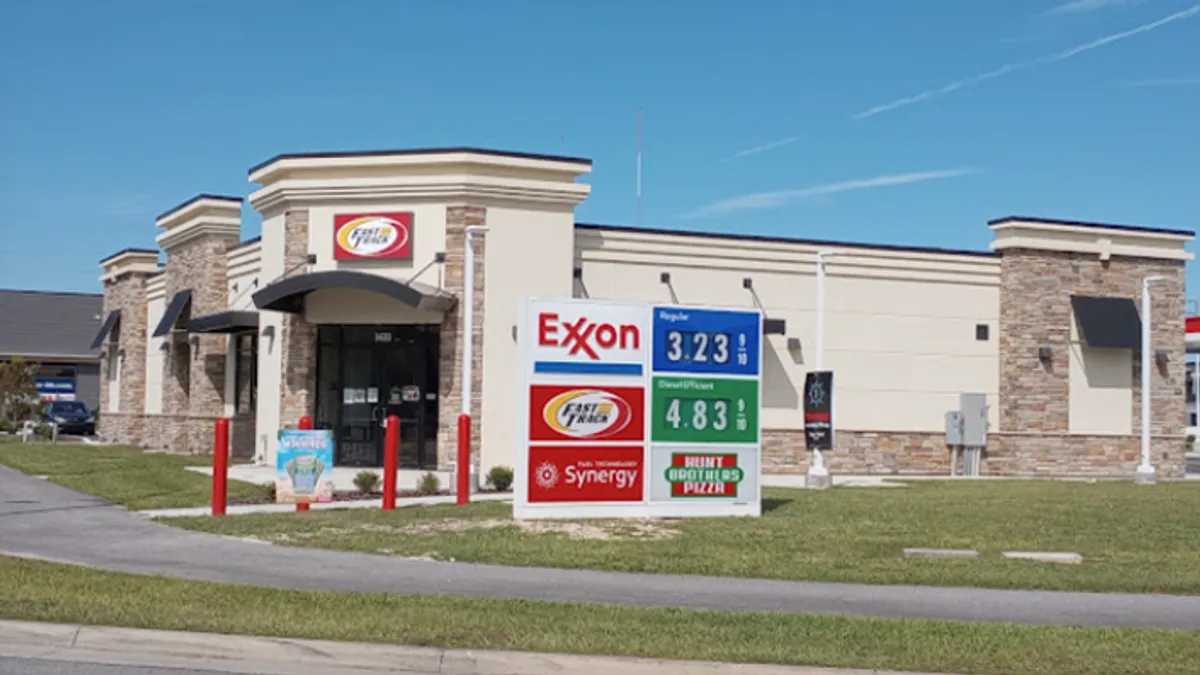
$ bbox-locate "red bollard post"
[457,414,471,505]
[383,415,399,510]
[212,418,229,516]
[296,415,313,512]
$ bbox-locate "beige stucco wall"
[573,227,1001,434]
[256,210,286,464]
[478,205,576,473]
[1067,310,1134,435]
[143,288,165,415]
[306,203,448,286]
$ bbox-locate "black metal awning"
[251,270,457,314]
[188,311,259,334]
[153,290,193,337]
[1070,295,1141,349]
[89,310,121,349]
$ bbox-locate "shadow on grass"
[762,497,793,513]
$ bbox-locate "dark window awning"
[153,290,193,337]
[89,310,121,349]
[188,311,259,334]
[1071,294,1141,349]
[251,270,457,314]
[763,318,786,335]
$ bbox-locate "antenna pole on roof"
[636,106,643,228]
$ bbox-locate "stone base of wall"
[762,429,1188,479]
[988,433,1186,479]
[763,429,950,475]
[98,413,145,447]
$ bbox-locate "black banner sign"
[803,370,833,451]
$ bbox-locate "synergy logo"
[529,384,645,442]
[333,213,413,260]
[527,446,644,503]
[542,389,634,439]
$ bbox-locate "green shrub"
[417,472,440,496]
[260,482,277,502]
[487,465,514,492]
[353,470,380,494]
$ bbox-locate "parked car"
[44,400,95,436]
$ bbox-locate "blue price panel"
[651,306,761,376]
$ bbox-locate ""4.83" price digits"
[664,397,749,433]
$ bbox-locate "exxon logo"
[537,313,640,360]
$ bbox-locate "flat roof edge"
[248,146,594,176]
[987,215,1195,237]
[155,194,244,223]
[575,223,996,258]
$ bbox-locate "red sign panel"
[528,446,644,503]
[529,384,645,442]
[333,212,414,260]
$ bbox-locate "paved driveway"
[2,464,1198,629]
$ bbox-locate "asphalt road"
[1188,455,1200,475]
[2,464,1199,629]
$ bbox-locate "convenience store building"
[91,147,1195,479]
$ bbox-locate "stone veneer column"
[155,195,243,454]
[278,209,317,426]
[437,206,486,477]
[97,261,154,446]
[995,246,1187,477]
[174,236,239,453]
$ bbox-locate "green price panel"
[651,376,758,443]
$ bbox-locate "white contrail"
[726,135,803,160]
[1046,0,1143,16]
[680,168,978,219]
[855,3,1200,119]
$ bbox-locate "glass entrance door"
[315,325,441,469]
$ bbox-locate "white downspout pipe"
[808,250,836,483]
[460,225,489,494]
[1138,275,1165,485]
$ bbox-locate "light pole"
[458,225,489,502]
[1138,275,1166,485]
[807,250,836,488]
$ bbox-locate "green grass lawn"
[0,439,265,510]
[169,480,1200,594]
[2,555,1196,675]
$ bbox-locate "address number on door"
[374,332,393,343]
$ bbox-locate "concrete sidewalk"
[140,491,512,518]
[0,620,946,675]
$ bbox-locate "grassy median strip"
[0,441,264,510]
[170,479,1200,594]
[1,555,1196,675]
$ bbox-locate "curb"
[139,492,514,518]
[0,620,949,675]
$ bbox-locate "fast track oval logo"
[542,389,634,440]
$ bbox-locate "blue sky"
[1,0,1198,299]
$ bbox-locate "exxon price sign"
[516,296,763,521]
[530,302,647,377]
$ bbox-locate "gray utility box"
[944,411,964,446]
[959,393,988,447]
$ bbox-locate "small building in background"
[0,289,105,410]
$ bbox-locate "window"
[234,333,258,415]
